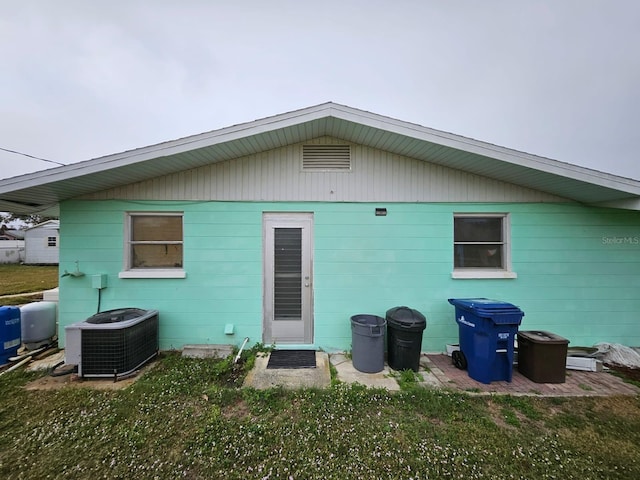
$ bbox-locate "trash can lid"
[386,306,426,329]
[518,330,569,345]
[448,298,523,314]
[350,314,386,327]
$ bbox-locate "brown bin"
[517,330,569,383]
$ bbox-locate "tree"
[0,212,57,229]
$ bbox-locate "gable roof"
[25,219,60,231]
[1,102,639,214]
[0,228,24,240]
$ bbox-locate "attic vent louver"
[303,145,351,171]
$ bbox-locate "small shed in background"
[24,220,59,264]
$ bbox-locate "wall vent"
[302,145,351,171]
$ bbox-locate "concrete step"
[182,344,233,359]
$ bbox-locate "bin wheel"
[452,350,467,370]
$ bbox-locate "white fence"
[0,240,25,264]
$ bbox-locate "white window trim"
[119,269,186,279]
[451,269,517,279]
[451,213,517,280]
[120,211,185,279]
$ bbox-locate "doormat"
[266,350,316,369]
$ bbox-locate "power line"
[0,147,66,166]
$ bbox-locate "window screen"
[127,214,183,269]
[454,215,506,268]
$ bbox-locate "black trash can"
[386,306,427,372]
[351,314,386,373]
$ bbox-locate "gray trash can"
[351,314,386,373]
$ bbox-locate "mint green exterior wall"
[58,200,640,352]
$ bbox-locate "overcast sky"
[1,1,639,181]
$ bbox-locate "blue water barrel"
[1,306,21,364]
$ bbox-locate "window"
[47,236,57,247]
[452,213,516,279]
[119,212,185,279]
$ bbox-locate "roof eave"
[1,102,639,211]
[326,104,640,196]
[591,197,640,211]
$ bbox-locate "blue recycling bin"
[448,298,524,384]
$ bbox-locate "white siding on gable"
[81,137,569,203]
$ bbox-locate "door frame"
[262,212,314,345]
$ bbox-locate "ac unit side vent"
[75,310,159,378]
[302,145,351,171]
[81,316,158,376]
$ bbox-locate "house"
[24,220,60,265]
[0,103,639,353]
[0,226,25,241]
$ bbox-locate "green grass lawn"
[0,264,58,302]
[1,351,639,480]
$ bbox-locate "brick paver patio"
[425,354,640,396]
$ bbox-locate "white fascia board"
[328,104,640,196]
[2,101,639,198]
[0,103,337,195]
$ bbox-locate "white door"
[263,213,313,344]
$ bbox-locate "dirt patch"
[24,361,157,391]
[222,399,252,419]
[486,399,516,430]
[25,373,137,390]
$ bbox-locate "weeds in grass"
[242,386,289,415]
[392,369,423,391]
[547,411,588,429]
[495,395,542,421]
[501,407,521,427]
[328,362,340,386]
[2,353,640,479]
[610,370,640,389]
